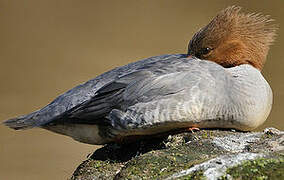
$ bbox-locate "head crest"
[188,6,278,70]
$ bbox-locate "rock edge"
[70,127,284,180]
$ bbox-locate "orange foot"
[187,127,200,133]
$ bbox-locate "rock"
[70,128,284,180]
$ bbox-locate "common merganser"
[3,6,277,145]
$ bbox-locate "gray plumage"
[3,54,272,144]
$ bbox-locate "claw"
[188,127,200,133]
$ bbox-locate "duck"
[3,6,277,145]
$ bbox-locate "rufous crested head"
[188,6,277,70]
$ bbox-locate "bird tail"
[3,111,40,130]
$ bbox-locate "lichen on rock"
[70,128,284,180]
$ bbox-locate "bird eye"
[201,47,212,55]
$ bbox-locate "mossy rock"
[224,156,284,180]
[70,128,284,180]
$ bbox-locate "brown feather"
[188,6,278,70]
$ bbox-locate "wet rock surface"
[70,128,284,180]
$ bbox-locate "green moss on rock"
[71,129,284,180]
[225,156,284,180]
[70,159,123,180]
[116,146,212,179]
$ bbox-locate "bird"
[3,6,277,145]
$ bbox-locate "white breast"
[227,64,273,130]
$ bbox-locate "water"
[0,1,283,179]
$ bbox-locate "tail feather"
[3,112,40,130]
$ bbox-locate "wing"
[54,59,231,130]
[57,70,154,125]
[106,60,233,134]
[4,54,186,129]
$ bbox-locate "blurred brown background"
[0,0,283,179]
